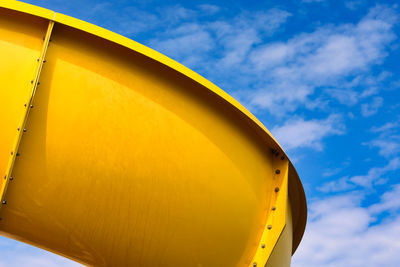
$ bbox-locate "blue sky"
[1,0,400,266]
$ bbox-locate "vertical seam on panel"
[248,152,289,267]
[0,20,54,215]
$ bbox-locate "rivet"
[37,82,40,85]
[37,58,39,61]
[43,59,46,63]
[24,103,27,107]
[281,156,285,160]
[16,153,20,157]
[30,105,33,108]
[3,175,6,179]
[275,169,280,174]
[261,244,265,249]
[23,129,27,132]
[267,225,272,230]
[9,176,13,181]
[2,200,6,205]
[253,263,257,267]
[10,151,13,155]
[17,127,20,131]
[30,80,33,84]
[275,187,279,192]
[272,206,276,211]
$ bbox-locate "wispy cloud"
[318,176,356,192]
[320,157,400,191]
[245,5,397,115]
[367,138,400,157]
[361,96,383,116]
[369,184,400,214]
[197,4,220,15]
[149,8,291,70]
[365,119,400,157]
[371,121,400,133]
[271,114,344,150]
[345,1,364,10]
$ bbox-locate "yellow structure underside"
[0,1,307,266]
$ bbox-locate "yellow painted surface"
[0,2,307,266]
[250,157,289,267]
[0,7,49,204]
[266,201,294,267]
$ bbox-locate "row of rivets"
[253,167,282,266]
[253,156,285,266]
[2,52,44,208]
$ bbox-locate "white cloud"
[367,139,400,156]
[318,176,356,192]
[371,121,399,133]
[161,5,196,23]
[366,120,400,156]
[345,1,364,10]
[149,8,291,70]
[217,28,260,67]
[319,157,400,191]
[325,88,359,106]
[349,157,400,187]
[246,6,396,114]
[149,23,214,66]
[271,114,344,150]
[322,167,344,177]
[293,187,400,267]
[361,96,383,116]
[197,4,220,15]
[369,184,400,214]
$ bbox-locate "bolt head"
[274,187,279,192]
[2,200,6,204]
[261,244,265,249]
[253,263,257,267]
[267,225,272,230]
[275,169,281,174]
[272,206,276,211]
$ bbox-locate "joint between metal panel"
[0,20,54,213]
[249,150,289,267]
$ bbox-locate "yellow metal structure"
[0,1,307,266]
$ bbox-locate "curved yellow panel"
[0,1,307,266]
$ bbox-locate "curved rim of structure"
[0,0,307,254]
